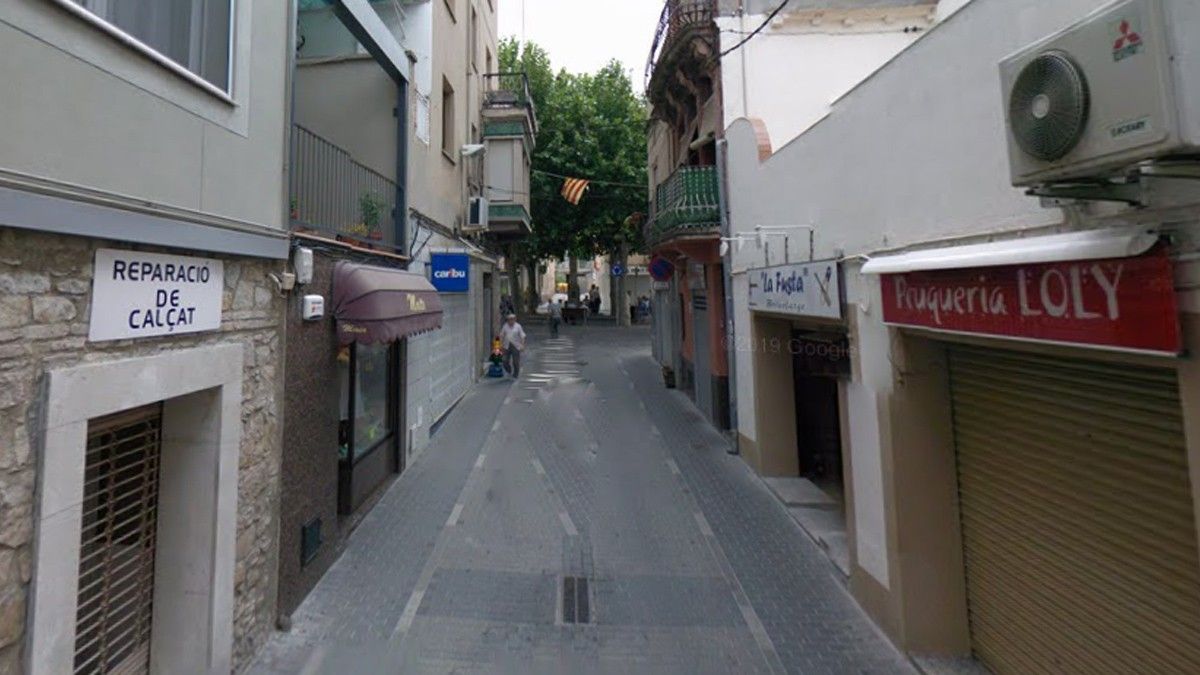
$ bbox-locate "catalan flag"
[560,177,590,205]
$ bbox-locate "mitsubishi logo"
[1112,18,1143,61]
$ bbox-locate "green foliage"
[359,192,385,230]
[499,39,648,265]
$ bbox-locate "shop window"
[338,343,396,464]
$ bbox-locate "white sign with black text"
[89,249,225,342]
[748,260,842,320]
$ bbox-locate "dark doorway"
[791,332,848,500]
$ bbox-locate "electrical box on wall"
[302,295,325,321]
[294,247,314,285]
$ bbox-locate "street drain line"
[562,576,591,624]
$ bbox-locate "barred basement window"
[75,403,164,675]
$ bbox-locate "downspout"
[716,137,738,452]
[396,80,409,262]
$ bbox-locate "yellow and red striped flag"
[560,177,590,205]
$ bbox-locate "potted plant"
[359,192,385,241]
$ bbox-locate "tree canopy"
[499,40,648,266]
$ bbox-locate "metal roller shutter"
[948,345,1200,675]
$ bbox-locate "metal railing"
[645,0,717,90]
[289,124,398,249]
[482,71,538,131]
[644,165,720,245]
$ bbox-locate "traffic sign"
[611,264,626,277]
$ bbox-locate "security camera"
[460,144,486,157]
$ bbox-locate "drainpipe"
[716,137,738,451]
[395,81,409,261]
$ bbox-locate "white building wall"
[718,4,938,149]
[724,0,1200,590]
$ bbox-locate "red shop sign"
[880,248,1181,355]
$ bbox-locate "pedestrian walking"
[499,314,526,378]
[548,298,563,337]
[627,291,637,325]
[588,285,601,316]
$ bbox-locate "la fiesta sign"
[880,248,1181,354]
[89,249,224,342]
[749,260,842,320]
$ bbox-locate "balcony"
[644,165,720,246]
[645,0,718,123]
[289,125,400,251]
[482,72,539,144]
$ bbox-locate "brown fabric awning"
[333,261,443,345]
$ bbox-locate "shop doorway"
[791,332,848,500]
[780,330,851,574]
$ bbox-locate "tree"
[499,40,648,312]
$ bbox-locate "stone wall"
[0,227,286,673]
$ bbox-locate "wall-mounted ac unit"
[1000,0,1200,187]
[463,196,489,232]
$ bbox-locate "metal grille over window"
[75,404,164,675]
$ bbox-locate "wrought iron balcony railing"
[289,125,399,250]
[483,71,539,133]
[645,0,717,90]
[644,165,721,245]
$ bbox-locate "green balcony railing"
[645,165,720,245]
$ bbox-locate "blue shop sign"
[430,253,470,292]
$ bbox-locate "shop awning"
[333,261,443,345]
[860,227,1160,275]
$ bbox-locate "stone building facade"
[0,228,287,672]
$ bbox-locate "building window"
[76,404,163,674]
[485,48,494,85]
[470,6,479,72]
[70,0,234,92]
[442,76,456,161]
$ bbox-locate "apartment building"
[0,1,292,672]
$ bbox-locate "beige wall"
[295,59,400,182]
[747,314,798,477]
[410,0,499,230]
[0,0,289,232]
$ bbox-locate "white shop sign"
[89,249,224,342]
[748,260,842,320]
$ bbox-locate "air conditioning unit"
[463,196,489,232]
[1000,0,1200,187]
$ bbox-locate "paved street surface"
[253,326,913,674]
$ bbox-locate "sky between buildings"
[497,0,663,81]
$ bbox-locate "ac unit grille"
[1009,51,1091,162]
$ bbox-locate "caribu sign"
[430,253,470,292]
[748,260,842,320]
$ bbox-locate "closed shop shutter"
[427,293,472,420]
[948,345,1200,674]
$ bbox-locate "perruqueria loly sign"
[879,248,1182,354]
[88,249,224,342]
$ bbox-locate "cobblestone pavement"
[252,326,914,674]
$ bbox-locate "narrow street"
[254,325,912,674]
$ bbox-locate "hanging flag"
[560,177,590,205]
